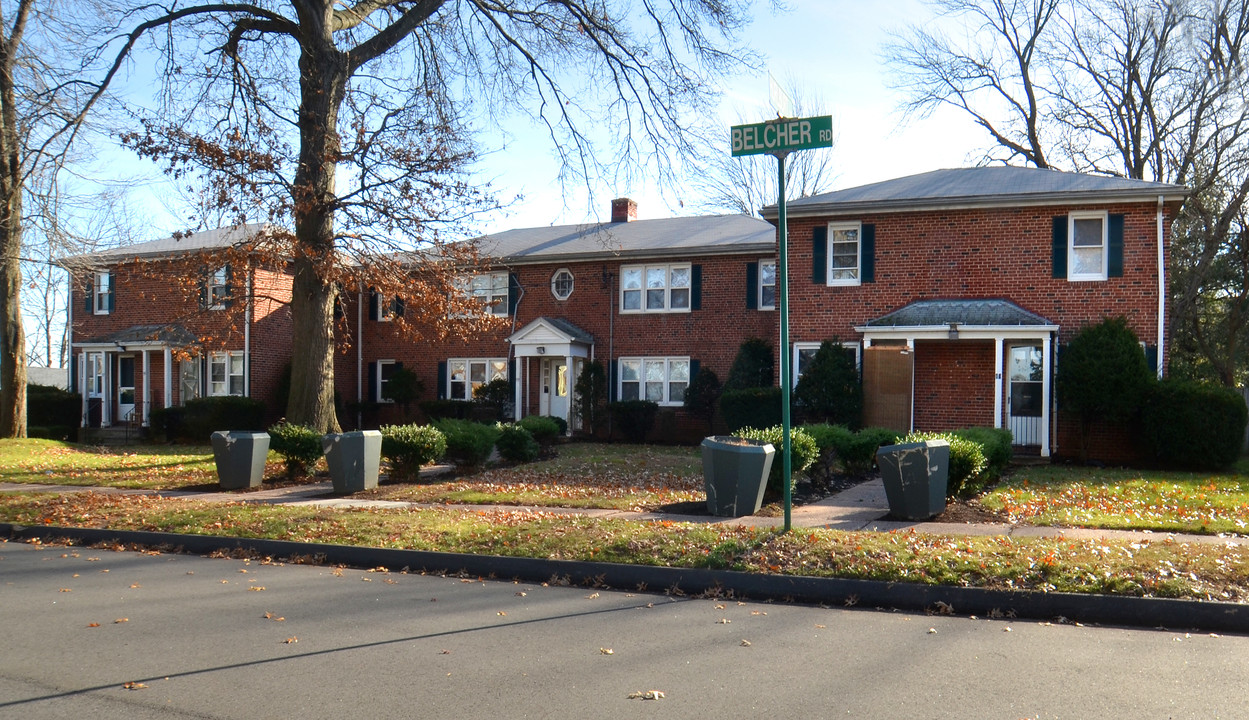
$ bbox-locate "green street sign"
[730,115,833,157]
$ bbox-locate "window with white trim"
[618,357,690,405]
[620,264,690,312]
[551,268,574,300]
[377,360,397,403]
[208,267,229,309]
[94,272,111,315]
[447,358,507,400]
[792,341,861,387]
[1068,211,1107,281]
[759,260,777,310]
[827,222,861,286]
[85,352,105,397]
[455,272,509,316]
[179,358,201,405]
[209,351,244,396]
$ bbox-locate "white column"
[993,337,1004,429]
[907,337,915,433]
[1041,334,1052,457]
[514,356,523,422]
[142,350,151,426]
[102,353,113,426]
[163,347,173,408]
[79,353,88,428]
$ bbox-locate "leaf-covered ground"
[2,492,1246,602]
[0,440,227,489]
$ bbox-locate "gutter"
[763,191,1190,221]
[1157,196,1166,380]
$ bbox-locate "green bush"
[28,425,76,441]
[573,359,608,436]
[608,400,658,443]
[432,418,500,466]
[719,387,782,432]
[380,423,447,480]
[732,425,819,497]
[793,341,862,427]
[724,338,774,390]
[28,385,80,440]
[1142,379,1247,469]
[153,396,266,443]
[1057,316,1154,460]
[495,424,540,463]
[473,378,513,422]
[903,431,988,499]
[420,399,475,421]
[951,427,1014,479]
[517,415,561,447]
[384,366,425,411]
[683,367,722,433]
[267,420,323,479]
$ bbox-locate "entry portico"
[507,317,594,430]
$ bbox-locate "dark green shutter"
[221,264,232,309]
[609,360,618,402]
[437,361,447,400]
[393,297,405,317]
[812,226,827,284]
[106,271,115,312]
[70,356,78,395]
[198,275,208,308]
[690,359,700,383]
[508,273,521,315]
[1108,214,1125,277]
[1052,216,1068,278]
[1144,344,1159,376]
[367,362,377,402]
[861,224,875,283]
[691,265,702,310]
[746,262,758,310]
[85,275,94,313]
[368,290,379,321]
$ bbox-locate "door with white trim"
[540,358,569,423]
[117,355,136,422]
[1007,344,1043,446]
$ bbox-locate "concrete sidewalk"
[4,476,1247,547]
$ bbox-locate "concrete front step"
[79,426,148,446]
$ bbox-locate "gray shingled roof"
[65,223,270,264]
[475,214,775,263]
[78,324,199,348]
[864,299,1053,327]
[540,317,595,344]
[764,167,1187,217]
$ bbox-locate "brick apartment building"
[64,167,1187,460]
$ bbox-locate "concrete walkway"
[4,476,1247,547]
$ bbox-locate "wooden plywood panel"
[863,345,913,432]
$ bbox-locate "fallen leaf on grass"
[123,682,147,690]
[627,690,665,700]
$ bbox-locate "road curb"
[3,522,1245,634]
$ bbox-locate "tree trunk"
[0,13,26,439]
[284,36,347,434]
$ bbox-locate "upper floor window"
[551,268,574,300]
[1068,211,1107,281]
[371,292,404,321]
[621,264,690,313]
[208,267,229,309]
[828,222,861,286]
[457,272,509,316]
[447,358,507,400]
[209,351,244,397]
[93,272,112,315]
[618,356,689,405]
[759,260,777,310]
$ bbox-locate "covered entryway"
[856,299,1058,456]
[73,324,198,429]
[508,317,594,432]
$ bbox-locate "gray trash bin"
[210,431,270,490]
[323,430,382,494]
[700,436,775,517]
[876,439,950,520]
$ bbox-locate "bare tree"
[694,79,837,216]
[119,1,763,432]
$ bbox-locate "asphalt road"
[2,539,1247,719]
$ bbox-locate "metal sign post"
[731,115,833,532]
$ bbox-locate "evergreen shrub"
[732,425,819,497]
[267,420,323,479]
[432,418,499,466]
[608,400,658,443]
[1142,379,1247,469]
[495,424,540,463]
[719,387,782,432]
[380,423,447,480]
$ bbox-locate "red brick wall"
[912,340,996,431]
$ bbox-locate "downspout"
[1156,195,1166,380]
[606,269,615,438]
[244,268,252,397]
[508,279,525,421]
[66,272,73,391]
[356,289,363,430]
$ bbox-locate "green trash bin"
[210,431,270,490]
[323,430,382,494]
[876,439,950,520]
[700,436,775,517]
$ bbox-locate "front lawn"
[979,465,1249,536]
[0,439,225,490]
[363,443,704,510]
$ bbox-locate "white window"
[208,267,229,309]
[759,260,777,310]
[376,360,396,402]
[827,222,861,286]
[618,357,690,406]
[792,341,861,387]
[1068,211,1107,281]
[551,268,574,300]
[456,272,509,316]
[209,351,245,397]
[620,264,691,313]
[85,352,105,397]
[94,272,110,315]
[447,358,507,400]
[375,293,398,321]
[179,358,201,405]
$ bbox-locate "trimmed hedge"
[732,425,819,497]
[902,431,988,499]
[380,423,447,480]
[267,421,323,479]
[608,400,658,443]
[951,427,1014,479]
[803,424,900,476]
[719,387,782,432]
[517,415,561,448]
[420,399,476,421]
[432,418,500,466]
[1142,380,1247,469]
[27,384,80,441]
[151,396,267,443]
[496,424,540,463]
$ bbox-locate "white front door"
[117,355,136,422]
[540,358,569,423]
[1007,344,1043,446]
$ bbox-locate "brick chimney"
[611,197,638,223]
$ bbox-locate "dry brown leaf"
[815,624,826,629]
[586,592,600,599]
[114,618,128,624]
[600,648,614,655]
[740,640,751,647]
[497,611,507,616]
[87,623,100,628]
[123,682,147,690]
[751,611,766,616]
[248,586,266,592]
[283,637,298,644]
[716,618,730,624]
[515,591,527,597]
[627,690,665,700]
[715,604,726,609]
[58,588,71,593]
[130,583,141,589]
